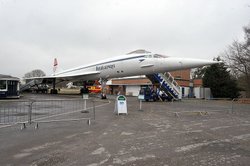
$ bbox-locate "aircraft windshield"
[153,54,168,58]
[144,54,153,58]
[144,54,168,58]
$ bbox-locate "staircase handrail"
[20,79,41,92]
[160,73,180,95]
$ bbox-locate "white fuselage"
[53,53,216,81]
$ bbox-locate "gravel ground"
[0,94,249,166]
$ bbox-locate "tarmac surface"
[0,94,250,166]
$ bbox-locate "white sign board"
[114,95,128,115]
[82,94,89,99]
[138,95,144,100]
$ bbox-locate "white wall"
[181,87,190,98]
[194,87,212,99]
[126,85,141,96]
[204,88,212,99]
[194,87,201,98]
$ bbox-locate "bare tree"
[244,26,250,46]
[192,67,207,79]
[24,69,46,78]
[223,25,250,97]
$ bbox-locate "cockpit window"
[144,54,153,58]
[144,54,168,58]
[153,54,168,58]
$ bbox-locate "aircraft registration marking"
[96,64,115,71]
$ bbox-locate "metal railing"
[0,98,108,129]
[159,73,181,99]
[170,98,250,118]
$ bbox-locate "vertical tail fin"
[53,58,58,75]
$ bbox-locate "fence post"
[28,100,34,125]
[84,99,87,111]
[203,98,206,113]
[81,99,89,113]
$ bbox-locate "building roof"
[0,74,20,81]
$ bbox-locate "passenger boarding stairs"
[20,80,42,92]
[147,72,181,100]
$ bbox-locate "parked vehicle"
[32,84,49,93]
[139,87,158,102]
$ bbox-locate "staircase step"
[148,73,180,100]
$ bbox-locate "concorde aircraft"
[25,50,218,94]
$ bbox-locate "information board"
[114,95,128,115]
[82,94,89,99]
[138,95,145,100]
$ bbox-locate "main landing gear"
[99,78,107,99]
[50,78,58,94]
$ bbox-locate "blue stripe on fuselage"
[57,55,145,75]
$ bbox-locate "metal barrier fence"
[1,97,248,127]
[166,98,250,118]
[135,97,249,118]
[0,98,100,128]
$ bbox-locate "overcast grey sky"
[0,0,249,78]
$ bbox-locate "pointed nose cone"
[178,58,219,69]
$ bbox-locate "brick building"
[106,69,207,98]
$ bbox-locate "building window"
[0,80,7,90]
